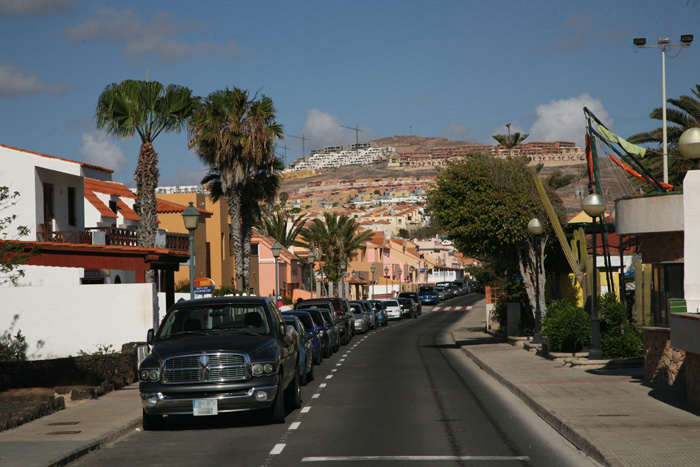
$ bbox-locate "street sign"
[194,277,216,295]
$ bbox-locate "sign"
[194,277,216,295]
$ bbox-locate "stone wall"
[0,342,144,392]
[643,327,686,386]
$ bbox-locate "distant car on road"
[397,297,417,319]
[382,299,402,320]
[419,285,438,305]
[398,291,422,315]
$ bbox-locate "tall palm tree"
[95,79,196,257]
[492,123,529,158]
[627,84,700,188]
[189,88,283,291]
[297,212,374,289]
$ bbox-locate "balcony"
[37,227,189,252]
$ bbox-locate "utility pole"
[276,143,291,167]
[341,125,362,161]
[287,134,309,160]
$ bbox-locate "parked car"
[319,309,340,353]
[381,299,403,320]
[351,299,377,329]
[436,282,455,299]
[300,307,332,359]
[283,315,314,385]
[368,299,388,326]
[350,303,370,334]
[300,297,353,344]
[138,296,301,429]
[282,310,322,365]
[398,291,422,315]
[434,285,448,301]
[397,297,417,319]
[418,285,439,306]
[452,279,469,295]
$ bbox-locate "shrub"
[598,292,642,358]
[541,300,590,353]
[492,275,533,335]
[0,315,27,361]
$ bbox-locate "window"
[67,187,76,226]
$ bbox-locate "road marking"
[270,443,285,455]
[302,455,530,462]
[331,369,338,372]
[433,306,473,312]
[335,363,342,367]
[289,422,301,430]
[301,406,311,413]
[312,393,320,399]
[340,358,346,362]
[320,383,327,388]
[325,374,333,380]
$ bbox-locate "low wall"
[643,326,685,386]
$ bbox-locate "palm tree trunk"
[242,221,253,294]
[135,141,159,283]
[228,189,244,291]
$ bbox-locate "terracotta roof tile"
[2,144,113,173]
[84,189,117,219]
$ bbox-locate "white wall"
[1,283,156,359]
[685,171,700,313]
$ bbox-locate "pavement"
[2,299,700,466]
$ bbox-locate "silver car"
[381,299,402,320]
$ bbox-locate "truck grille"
[162,353,248,384]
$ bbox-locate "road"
[73,294,597,466]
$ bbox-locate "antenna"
[341,124,363,160]
[287,134,309,158]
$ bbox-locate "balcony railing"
[37,227,189,253]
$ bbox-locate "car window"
[419,286,434,293]
[382,300,399,307]
[158,303,270,339]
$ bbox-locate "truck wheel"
[266,379,285,424]
[142,410,163,431]
[285,368,302,409]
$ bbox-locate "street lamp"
[634,34,693,184]
[679,127,700,170]
[272,242,281,301]
[583,194,606,360]
[424,261,428,283]
[398,267,402,292]
[370,264,376,299]
[308,251,315,299]
[340,260,347,298]
[384,266,389,298]
[181,202,200,300]
[527,217,544,344]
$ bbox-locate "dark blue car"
[283,310,323,365]
[419,285,438,305]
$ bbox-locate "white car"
[381,299,402,320]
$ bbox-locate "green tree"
[297,213,373,292]
[627,84,700,188]
[189,88,283,291]
[0,187,36,286]
[545,170,578,189]
[426,153,566,321]
[492,123,529,157]
[95,80,196,268]
[256,209,307,249]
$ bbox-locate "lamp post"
[272,242,281,300]
[634,35,693,184]
[370,264,376,299]
[410,266,415,291]
[181,202,201,300]
[583,194,606,360]
[308,251,315,299]
[340,260,347,299]
[424,261,428,283]
[384,266,389,298]
[679,127,700,170]
[527,217,544,344]
[398,267,402,292]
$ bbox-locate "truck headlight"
[140,369,160,381]
[252,362,276,376]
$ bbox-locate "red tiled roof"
[85,178,135,198]
[84,189,117,219]
[117,199,139,221]
[156,197,213,216]
[1,144,113,173]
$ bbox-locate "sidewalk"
[0,384,142,467]
[451,300,700,467]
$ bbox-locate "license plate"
[193,399,218,416]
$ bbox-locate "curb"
[47,416,142,467]
[451,330,619,467]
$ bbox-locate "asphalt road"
[73,295,597,467]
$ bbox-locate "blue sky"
[1,0,698,187]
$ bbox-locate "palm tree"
[627,84,700,188]
[189,88,283,291]
[297,213,374,292]
[255,210,307,249]
[492,123,529,158]
[95,79,196,256]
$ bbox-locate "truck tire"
[266,379,286,424]
[285,368,302,409]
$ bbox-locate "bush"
[0,316,27,362]
[492,276,533,335]
[541,300,590,353]
[598,292,642,358]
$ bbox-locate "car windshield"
[320,311,334,325]
[419,287,434,293]
[294,315,314,330]
[383,300,399,307]
[157,303,270,339]
[304,309,326,327]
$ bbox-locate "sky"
[0,0,698,188]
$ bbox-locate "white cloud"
[79,131,129,176]
[528,94,612,150]
[302,109,354,150]
[64,6,237,65]
[0,0,73,16]
[442,121,472,141]
[0,63,68,97]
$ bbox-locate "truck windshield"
[157,304,270,339]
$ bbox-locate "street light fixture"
[384,266,389,298]
[340,260,347,299]
[181,202,201,300]
[410,266,415,290]
[398,267,402,292]
[308,251,315,299]
[527,218,544,344]
[583,194,606,360]
[272,242,281,301]
[679,127,700,169]
[634,34,693,184]
[370,264,376,299]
